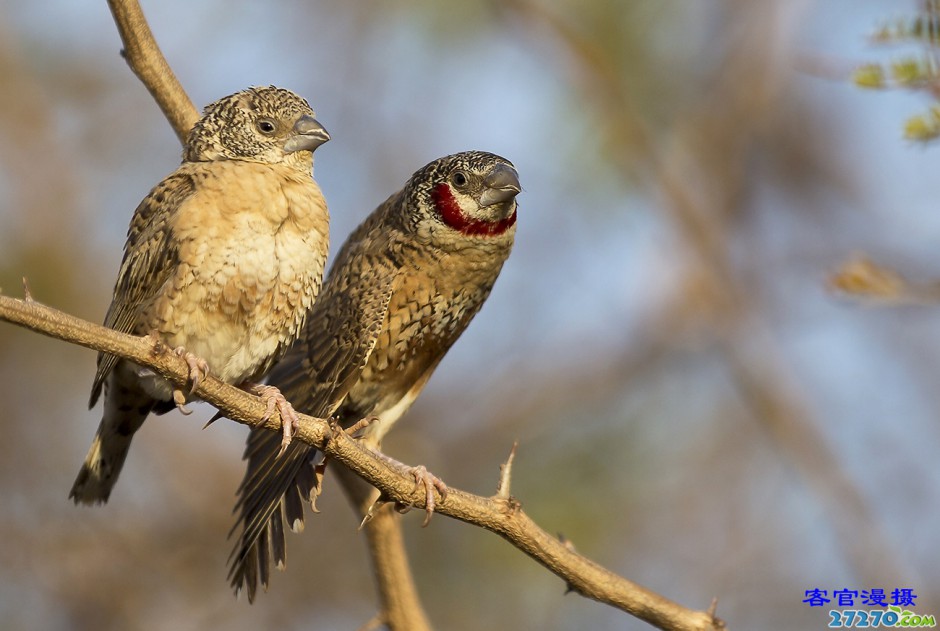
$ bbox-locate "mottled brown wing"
[228,253,398,601]
[88,172,196,408]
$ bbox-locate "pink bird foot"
[167,346,210,414]
[174,346,210,392]
[371,450,448,526]
[246,383,300,456]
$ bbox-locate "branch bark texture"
[0,293,725,631]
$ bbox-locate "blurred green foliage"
[855,1,940,141]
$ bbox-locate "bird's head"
[184,86,330,172]
[405,151,521,245]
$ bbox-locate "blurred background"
[1,1,939,629]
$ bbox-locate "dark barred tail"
[70,374,153,504]
[228,429,321,601]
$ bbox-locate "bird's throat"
[431,183,516,237]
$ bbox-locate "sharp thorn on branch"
[496,440,518,499]
[202,411,224,429]
[707,596,720,619]
[21,277,33,302]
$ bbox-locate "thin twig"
[106,0,199,143]
[0,293,725,631]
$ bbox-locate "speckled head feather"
[184,86,330,172]
[402,151,520,242]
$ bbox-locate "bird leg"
[244,383,300,456]
[368,450,448,526]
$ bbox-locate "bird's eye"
[451,171,468,187]
[256,119,277,135]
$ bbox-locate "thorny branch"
[0,293,726,631]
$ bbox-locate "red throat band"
[432,183,516,237]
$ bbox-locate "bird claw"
[173,346,210,393]
[370,450,447,526]
[358,499,381,530]
[173,388,192,415]
[409,465,448,527]
[248,384,300,456]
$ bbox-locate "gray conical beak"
[479,163,521,207]
[283,115,330,153]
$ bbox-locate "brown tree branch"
[0,291,313,439]
[0,292,725,631]
[106,0,198,144]
[360,507,431,631]
[337,467,433,631]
